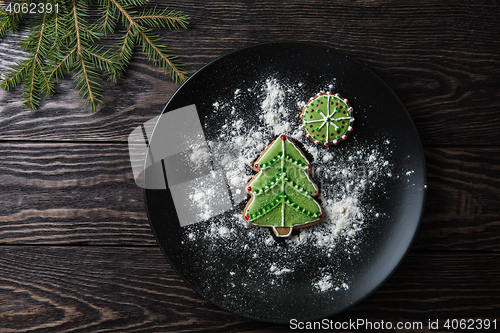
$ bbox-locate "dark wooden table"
[1,1,499,332]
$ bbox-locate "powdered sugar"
[188,185,215,221]
[190,146,209,164]
[269,263,293,276]
[314,274,334,292]
[179,74,402,298]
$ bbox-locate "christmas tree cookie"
[300,92,354,146]
[243,134,323,237]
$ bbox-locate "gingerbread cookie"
[300,92,354,146]
[243,134,323,238]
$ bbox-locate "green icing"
[244,135,322,231]
[302,93,354,145]
[256,137,308,167]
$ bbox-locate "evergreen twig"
[0,0,189,112]
[108,0,188,83]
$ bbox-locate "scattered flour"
[190,147,209,164]
[314,274,333,292]
[312,197,363,247]
[189,187,215,220]
[269,263,293,276]
[181,75,400,297]
[219,226,230,237]
[260,78,291,135]
[313,273,350,292]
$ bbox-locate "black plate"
[143,42,426,323]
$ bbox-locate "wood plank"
[0,0,499,146]
[0,142,155,245]
[415,147,500,251]
[1,142,499,250]
[0,247,498,332]
[0,2,497,332]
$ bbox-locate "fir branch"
[1,58,31,90]
[70,0,103,112]
[0,0,190,112]
[87,48,114,69]
[73,2,93,96]
[117,26,135,61]
[110,25,135,81]
[1,8,53,109]
[48,5,62,51]
[134,7,189,29]
[107,0,189,83]
[0,0,28,37]
[137,27,187,83]
[98,0,117,35]
[0,11,10,38]
[49,47,75,85]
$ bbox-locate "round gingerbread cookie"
[300,92,354,146]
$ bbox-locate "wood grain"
[415,147,500,251]
[0,1,499,331]
[0,246,244,332]
[1,142,499,250]
[0,0,499,146]
[0,142,154,245]
[0,247,498,332]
